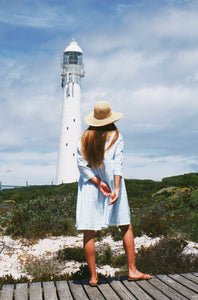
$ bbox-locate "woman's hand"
[109,188,119,205]
[109,175,121,205]
[98,181,111,197]
[89,176,111,197]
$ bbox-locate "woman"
[76,101,151,286]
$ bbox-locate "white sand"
[0,234,197,279]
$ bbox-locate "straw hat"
[84,101,123,127]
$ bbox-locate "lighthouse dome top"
[64,39,83,53]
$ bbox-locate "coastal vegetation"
[0,173,197,241]
[0,172,198,283]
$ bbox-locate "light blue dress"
[76,132,130,230]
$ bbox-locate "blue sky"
[1,0,198,185]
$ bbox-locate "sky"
[1,0,198,185]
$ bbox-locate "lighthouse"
[56,39,84,184]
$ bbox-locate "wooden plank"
[30,282,42,300]
[81,278,105,300]
[56,281,73,300]
[0,290,14,300]
[157,274,196,299]
[0,273,198,300]
[137,279,170,300]
[107,277,136,300]
[0,284,14,300]
[69,279,89,299]
[120,276,152,300]
[43,281,58,300]
[169,274,198,293]
[148,276,187,300]
[97,278,120,300]
[15,283,28,300]
[181,273,198,284]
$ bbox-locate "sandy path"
[0,234,197,279]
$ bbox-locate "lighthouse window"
[63,52,82,65]
[78,54,82,65]
[66,126,69,130]
[73,119,75,122]
[73,153,75,156]
[66,143,68,146]
[69,53,78,64]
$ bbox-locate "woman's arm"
[77,142,96,182]
[89,176,111,197]
[109,175,121,205]
[109,134,123,205]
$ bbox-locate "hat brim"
[84,112,123,127]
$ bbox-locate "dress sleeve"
[77,141,96,183]
[113,134,124,177]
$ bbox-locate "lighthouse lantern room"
[56,39,84,184]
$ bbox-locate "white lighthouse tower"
[56,39,84,184]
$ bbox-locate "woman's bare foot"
[128,269,151,280]
[89,274,98,286]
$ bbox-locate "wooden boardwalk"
[0,273,198,299]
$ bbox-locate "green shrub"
[162,173,198,188]
[0,274,29,285]
[24,256,61,278]
[0,183,78,204]
[58,244,118,267]
[109,226,123,241]
[95,229,108,241]
[57,247,86,262]
[112,254,126,268]
[70,264,106,280]
[70,264,90,279]
[125,179,163,208]
[116,236,198,277]
[167,212,198,242]
[131,214,143,237]
[135,236,193,275]
[189,190,198,208]
[5,196,77,239]
[97,245,113,265]
[141,208,168,237]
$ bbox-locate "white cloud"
[124,153,198,181]
[0,2,76,29]
[84,50,169,91]
[152,8,198,39]
[0,53,62,152]
[0,151,57,186]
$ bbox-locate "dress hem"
[76,222,130,231]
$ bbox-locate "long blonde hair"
[81,123,119,168]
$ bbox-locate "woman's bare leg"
[120,223,151,279]
[84,230,98,284]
